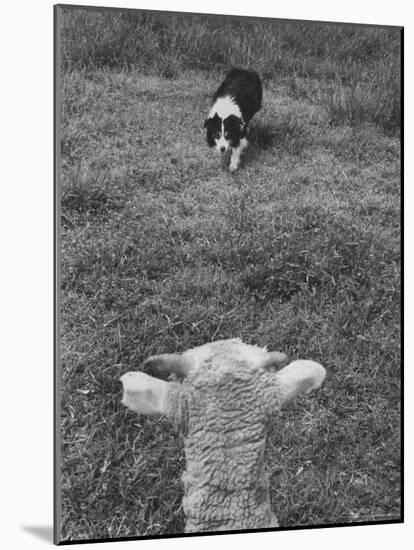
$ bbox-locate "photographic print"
[54,4,402,544]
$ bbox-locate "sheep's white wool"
[208,96,242,121]
[183,338,269,371]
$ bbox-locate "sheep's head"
[120,338,326,423]
[120,339,326,532]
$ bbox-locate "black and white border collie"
[204,68,262,171]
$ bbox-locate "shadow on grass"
[236,123,277,170]
[253,122,277,150]
[251,117,310,157]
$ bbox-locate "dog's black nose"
[220,146,226,153]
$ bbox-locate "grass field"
[59,7,401,542]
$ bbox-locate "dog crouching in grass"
[204,68,262,172]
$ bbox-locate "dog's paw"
[229,162,239,172]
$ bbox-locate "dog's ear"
[204,113,220,129]
[226,115,244,134]
[227,115,242,124]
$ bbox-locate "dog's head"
[204,114,244,153]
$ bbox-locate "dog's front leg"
[229,138,248,172]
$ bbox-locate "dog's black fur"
[212,68,262,126]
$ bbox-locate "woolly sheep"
[120,338,326,533]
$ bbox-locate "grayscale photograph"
[55,4,402,544]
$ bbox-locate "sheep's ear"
[144,353,193,379]
[120,371,170,416]
[259,351,289,371]
[274,360,326,405]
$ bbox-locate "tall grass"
[60,8,401,134]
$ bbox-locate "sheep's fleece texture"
[121,339,325,533]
